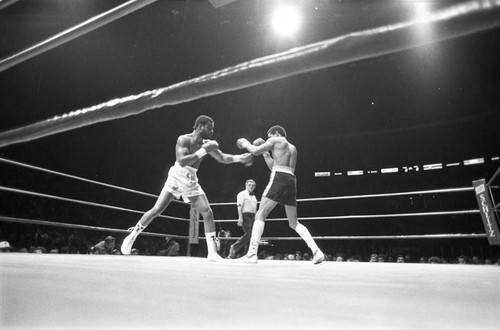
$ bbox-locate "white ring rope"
[214,210,480,223]
[0,157,186,204]
[0,0,158,73]
[1,0,499,148]
[0,185,189,222]
[0,216,188,239]
[487,165,500,186]
[210,186,475,206]
[0,0,20,11]
[259,234,487,241]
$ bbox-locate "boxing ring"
[1,149,499,329]
[1,1,500,329]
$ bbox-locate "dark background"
[1,0,499,259]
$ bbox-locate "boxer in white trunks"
[121,115,253,261]
[236,125,325,264]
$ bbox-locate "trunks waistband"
[175,161,198,173]
[272,165,294,175]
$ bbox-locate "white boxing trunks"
[163,162,205,202]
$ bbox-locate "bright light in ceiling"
[271,5,301,38]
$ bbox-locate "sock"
[295,223,319,253]
[205,232,217,255]
[247,220,265,257]
[132,223,146,236]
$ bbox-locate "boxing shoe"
[312,250,325,265]
[236,254,258,264]
[121,231,137,255]
[207,253,225,262]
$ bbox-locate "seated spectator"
[89,236,116,254]
[131,248,139,255]
[33,246,47,254]
[470,256,481,265]
[428,256,442,264]
[157,237,180,256]
[347,256,360,262]
[0,240,14,252]
[396,255,405,263]
[369,253,378,262]
[457,255,468,265]
[377,254,386,263]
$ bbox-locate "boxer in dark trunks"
[236,125,325,264]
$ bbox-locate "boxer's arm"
[176,136,207,167]
[262,151,274,170]
[209,149,253,165]
[237,138,274,156]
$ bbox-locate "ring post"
[472,179,500,245]
[187,205,200,256]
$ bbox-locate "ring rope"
[210,186,475,206]
[258,233,487,241]
[1,1,499,148]
[487,165,500,186]
[0,0,158,73]
[0,0,20,11]
[0,185,189,222]
[0,216,187,239]
[0,215,480,242]
[213,210,480,223]
[0,156,186,204]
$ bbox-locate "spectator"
[369,254,378,262]
[0,240,13,252]
[89,236,116,254]
[396,255,405,263]
[295,251,303,261]
[428,256,442,264]
[157,237,180,256]
[457,255,468,265]
[33,246,47,254]
[470,256,481,265]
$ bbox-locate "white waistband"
[272,165,294,175]
[175,161,197,173]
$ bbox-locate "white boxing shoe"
[236,254,258,264]
[312,250,325,264]
[121,231,137,255]
[207,253,225,262]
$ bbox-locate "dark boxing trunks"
[263,170,297,206]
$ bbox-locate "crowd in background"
[1,223,499,265]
